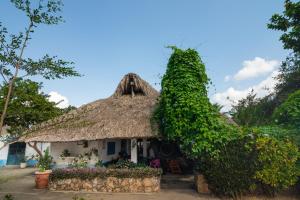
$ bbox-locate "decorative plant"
[95,160,104,168]
[69,155,88,169]
[37,148,53,172]
[59,149,71,160]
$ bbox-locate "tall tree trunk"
[0,21,33,135]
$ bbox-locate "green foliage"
[276,54,300,103]
[252,125,300,147]
[95,160,104,168]
[158,47,240,158]
[72,195,86,200]
[268,0,300,54]
[273,90,300,128]
[200,135,257,198]
[230,91,276,126]
[200,131,300,197]
[108,160,147,169]
[37,148,53,172]
[2,194,14,200]
[69,155,88,169]
[50,168,162,181]
[0,1,80,82]
[0,79,63,137]
[254,136,299,195]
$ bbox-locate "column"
[142,138,147,158]
[131,139,137,163]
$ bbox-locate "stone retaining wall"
[49,176,160,193]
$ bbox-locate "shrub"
[49,168,162,181]
[254,136,299,195]
[200,135,257,198]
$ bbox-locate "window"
[107,142,115,155]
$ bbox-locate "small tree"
[0,0,80,135]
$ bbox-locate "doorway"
[7,142,26,165]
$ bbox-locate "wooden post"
[131,139,137,163]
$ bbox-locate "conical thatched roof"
[22,73,160,142]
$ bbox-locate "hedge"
[50,167,162,181]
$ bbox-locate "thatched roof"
[22,73,160,142]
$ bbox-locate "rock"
[143,178,153,187]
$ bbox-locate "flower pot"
[20,162,27,169]
[35,170,52,189]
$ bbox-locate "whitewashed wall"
[0,141,9,167]
[99,139,121,162]
[50,139,122,163]
[25,143,50,158]
[0,142,48,166]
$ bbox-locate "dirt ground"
[0,168,298,200]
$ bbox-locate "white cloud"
[233,57,279,81]
[224,75,231,82]
[212,70,279,112]
[48,91,69,109]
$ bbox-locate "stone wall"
[49,176,160,193]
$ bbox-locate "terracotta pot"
[35,170,52,189]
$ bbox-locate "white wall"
[50,139,122,163]
[100,139,121,162]
[25,143,50,158]
[0,141,9,167]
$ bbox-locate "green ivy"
[157,47,240,158]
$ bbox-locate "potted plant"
[20,155,27,169]
[35,148,53,189]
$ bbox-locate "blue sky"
[0,0,289,110]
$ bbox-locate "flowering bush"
[49,167,162,181]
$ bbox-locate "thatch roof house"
[23,73,160,165]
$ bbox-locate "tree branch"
[28,141,42,157]
[0,20,34,135]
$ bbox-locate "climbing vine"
[157,47,240,158]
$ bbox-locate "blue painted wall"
[0,159,7,167]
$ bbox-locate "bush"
[254,136,299,195]
[200,131,300,197]
[200,135,257,198]
[108,159,148,169]
[50,167,162,181]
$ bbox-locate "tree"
[0,79,67,155]
[157,47,240,158]
[273,89,300,128]
[0,0,80,135]
[268,0,300,54]
[268,0,300,103]
[230,91,276,126]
